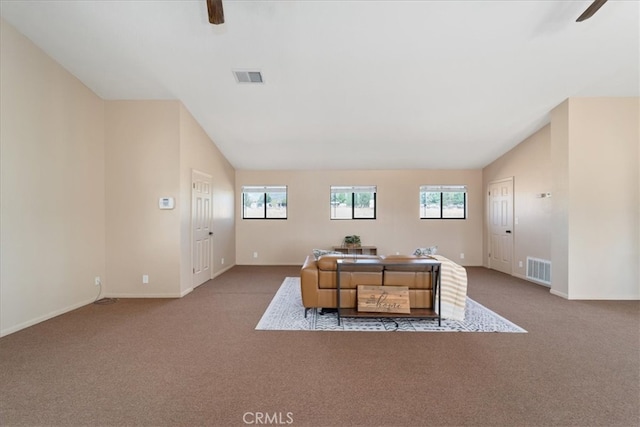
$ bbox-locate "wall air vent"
[526,257,551,286]
[233,70,263,84]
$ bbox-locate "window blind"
[242,185,287,193]
[420,185,467,192]
[330,185,377,194]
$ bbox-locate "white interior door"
[488,177,514,275]
[192,170,213,288]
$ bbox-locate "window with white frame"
[242,186,287,219]
[420,185,467,219]
[330,186,376,219]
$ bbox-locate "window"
[242,186,287,219]
[330,186,376,219]
[420,185,467,219]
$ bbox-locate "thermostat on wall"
[159,197,175,209]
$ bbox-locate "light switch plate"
[159,197,175,209]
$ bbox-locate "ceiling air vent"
[233,70,263,84]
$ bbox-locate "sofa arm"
[300,256,319,308]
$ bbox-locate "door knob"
[506,230,512,234]
[209,232,213,235]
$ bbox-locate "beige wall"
[483,125,553,279]
[1,19,237,335]
[105,101,238,297]
[564,98,639,299]
[1,20,106,335]
[179,104,236,294]
[550,100,570,297]
[490,98,638,300]
[105,101,182,297]
[235,169,483,265]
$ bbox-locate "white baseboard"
[212,264,235,278]
[1,296,95,337]
[513,272,527,281]
[550,289,569,299]
[104,293,182,298]
[236,263,305,266]
[94,265,238,300]
[513,272,552,288]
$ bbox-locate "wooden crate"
[357,285,410,314]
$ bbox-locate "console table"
[336,258,441,326]
[332,245,377,255]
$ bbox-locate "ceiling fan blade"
[207,0,224,25]
[576,0,608,22]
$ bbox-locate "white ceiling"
[1,0,638,170]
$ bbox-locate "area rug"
[256,277,527,333]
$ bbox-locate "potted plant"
[343,235,361,248]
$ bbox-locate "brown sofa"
[300,254,434,315]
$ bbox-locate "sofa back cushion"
[316,254,382,271]
[380,254,435,262]
[384,271,432,289]
[318,270,383,289]
[379,254,435,289]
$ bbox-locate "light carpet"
[256,277,527,332]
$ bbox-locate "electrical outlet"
[221,258,225,265]
[253,252,258,259]
[94,276,101,286]
[519,261,523,268]
[142,275,149,284]
[460,253,465,259]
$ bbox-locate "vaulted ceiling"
[1,0,638,170]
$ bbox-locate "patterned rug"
[256,277,527,333]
